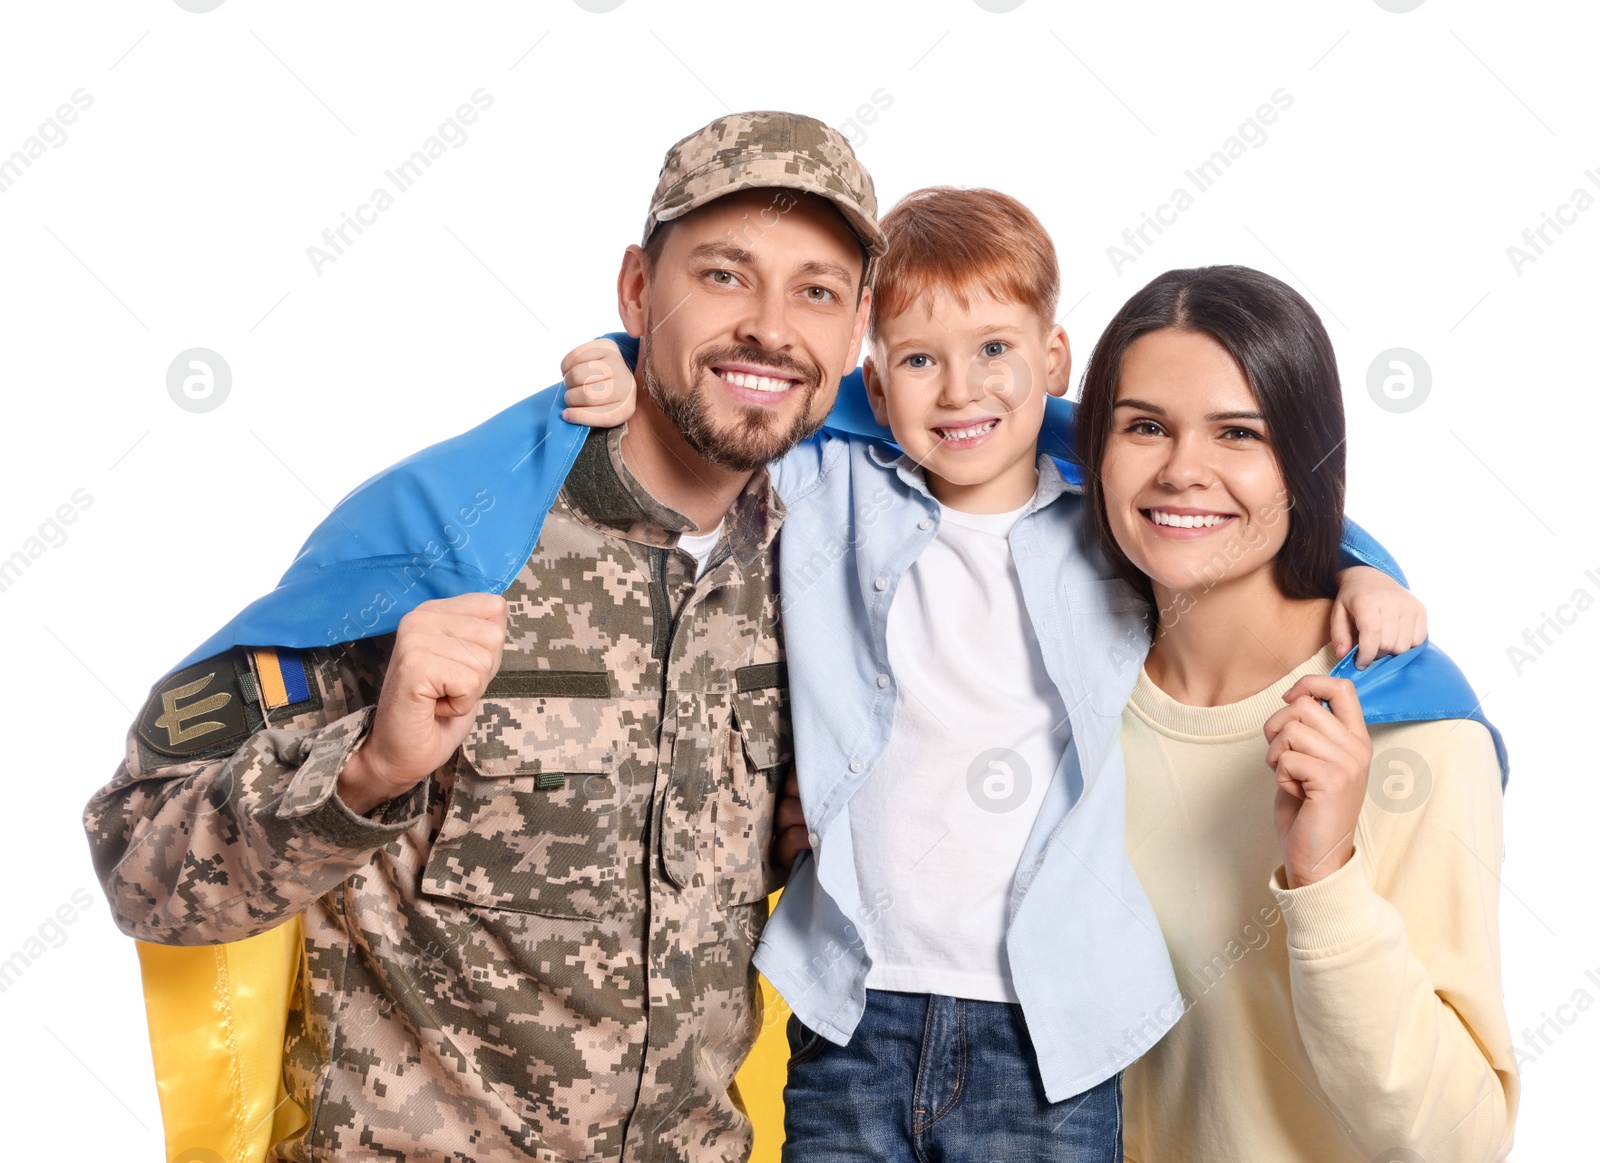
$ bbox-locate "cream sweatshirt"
[1122,643,1519,1163]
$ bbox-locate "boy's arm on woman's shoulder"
[1332,519,1421,662]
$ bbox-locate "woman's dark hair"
[1074,265,1346,605]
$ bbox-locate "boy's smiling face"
[865,289,1071,513]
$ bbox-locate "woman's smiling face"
[1100,326,1292,599]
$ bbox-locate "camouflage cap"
[644,110,888,261]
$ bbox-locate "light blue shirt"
[754,425,1184,1101]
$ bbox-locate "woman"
[1075,265,1519,1162]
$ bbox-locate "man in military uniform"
[83,112,885,1162]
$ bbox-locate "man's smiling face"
[625,188,872,471]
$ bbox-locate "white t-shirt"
[675,520,724,578]
[850,499,1068,1003]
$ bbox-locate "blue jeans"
[782,989,1122,1162]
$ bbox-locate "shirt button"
[918,518,934,531]
[807,830,820,848]
[874,576,889,591]
[849,758,864,773]
[877,673,891,688]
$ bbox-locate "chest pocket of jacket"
[421,671,623,920]
[717,663,794,909]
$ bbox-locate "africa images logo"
[966,748,1032,814]
[1366,348,1431,414]
[167,348,232,413]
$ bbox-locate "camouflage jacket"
[83,426,793,1162]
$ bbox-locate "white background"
[1,0,1594,1158]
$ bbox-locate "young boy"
[562,187,1420,1160]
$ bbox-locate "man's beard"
[639,324,829,473]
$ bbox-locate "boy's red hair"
[870,186,1060,335]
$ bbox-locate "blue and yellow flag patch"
[250,647,311,709]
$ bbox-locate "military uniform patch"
[137,651,253,759]
[135,646,321,761]
[250,646,314,709]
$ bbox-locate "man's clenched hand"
[337,593,507,815]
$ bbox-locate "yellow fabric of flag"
[136,898,790,1162]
